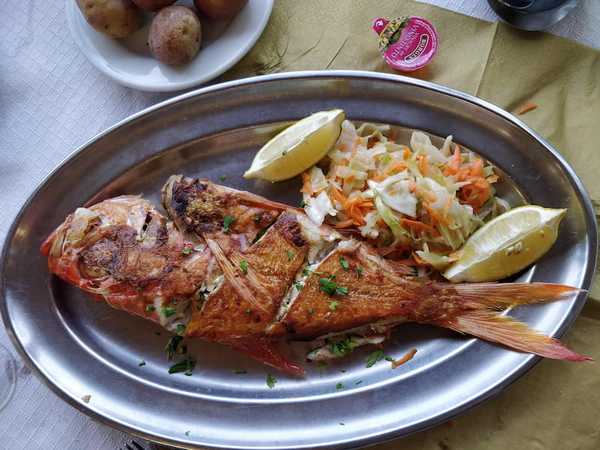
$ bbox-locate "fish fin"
[452,282,581,310]
[227,338,305,377]
[205,238,270,315]
[448,310,591,362]
[220,185,300,212]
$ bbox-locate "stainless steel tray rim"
[1,70,597,450]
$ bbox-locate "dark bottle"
[487,0,580,31]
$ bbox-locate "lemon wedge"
[443,205,566,283]
[243,109,345,182]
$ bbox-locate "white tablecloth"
[0,1,598,449]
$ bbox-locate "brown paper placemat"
[225,1,600,449]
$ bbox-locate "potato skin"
[76,0,142,39]
[148,6,202,65]
[131,0,176,11]
[193,0,247,20]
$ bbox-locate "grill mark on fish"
[274,213,306,247]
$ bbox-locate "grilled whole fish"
[41,176,590,376]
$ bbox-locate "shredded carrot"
[402,146,412,160]
[444,145,461,176]
[372,172,387,182]
[301,172,311,194]
[385,161,407,175]
[334,219,355,229]
[516,102,538,115]
[391,348,417,369]
[470,158,484,177]
[418,154,428,176]
[401,218,439,236]
[350,210,366,226]
[424,203,449,227]
[349,137,359,157]
[459,178,491,210]
[330,187,347,206]
[412,252,428,265]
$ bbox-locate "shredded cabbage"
[299,120,508,266]
[305,191,337,226]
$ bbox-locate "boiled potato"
[148,6,202,65]
[131,0,176,11]
[194,0,247,20]
[76,0,142,39]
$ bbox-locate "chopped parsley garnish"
[138,360,146,367]
[163,306,176,318]
[181,246,192,256]
[165,335,184,360]
[233,369,247,374]
[176,324,186,335]
[299,200,306,208]
[385,356,395,362]
[185,431,191,437]
[287,250,295,261]
[339,256,350,271]
[319,277,348,297]
[339,422,345,426]
[356,266,363,277]
[355,380,363,385]
[366,350,385,368]
[168,356,195,376]
[145,304,156,313]
[337,286,348,295]
[266,373,277,389]
[294,281,303,291]
[329,300,339,311]
[328,336,355,357]
[218,175,227,182]
[336,382,344,390]
[223,215,236,232]
[239,259,248,274]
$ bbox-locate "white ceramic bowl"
[66,0,273,92]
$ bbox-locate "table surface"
[0,1,598,450]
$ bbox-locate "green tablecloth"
[227,1,600,449]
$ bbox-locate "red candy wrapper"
[372,16,439,72]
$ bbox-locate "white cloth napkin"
[0,1,597,449]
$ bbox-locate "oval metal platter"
[1,71,597,449]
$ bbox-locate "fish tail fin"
[431,282,590,361]
[227,338,305,377]
[452,282,581,309]
[448,311,591,361]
